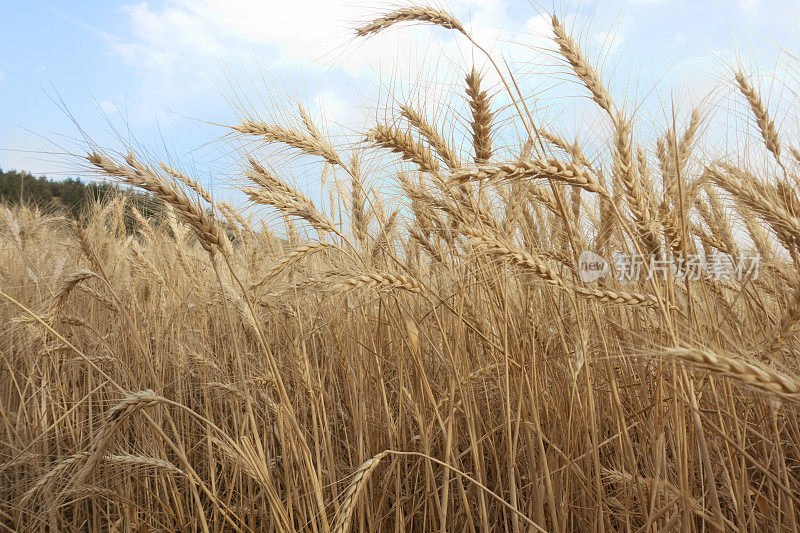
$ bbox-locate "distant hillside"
[0,168,158,218]
[0,168,250,241]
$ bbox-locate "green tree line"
[0,168,160,219]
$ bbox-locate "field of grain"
[2,5,800,532]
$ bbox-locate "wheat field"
[2,5,800,532]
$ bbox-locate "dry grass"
[2,4,800,531]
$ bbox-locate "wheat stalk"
[88,152,230,256]
[573,287,661,308]
[47,269,99,322]
[539,129,594,172]
[244,157,336,234]
[465,229,566,288]
[251,242,334,290]
[332,272,425,294]
[614,118,660,253]
[105,453,192,480]
[768,284,800,352]
[705,163,800,248]
[159,162,213,204]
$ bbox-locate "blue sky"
[1,0,798,203]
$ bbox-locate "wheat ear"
[105,453,191,480]
[449,159,608,196]
[768,284,800,352]
[464,230,566,288]
[47,269,100,322]
[159,162,213,204]
[400,104,461,169]
[235,121,341,165]
[244,157,335,234]
[614,118,659,253]
[251,243,334,290]
[735,71,783,168]
[539,129,593,171]
[332,451,390,533]
[369,124,441,173]
[662,347,800,402]
[705,164,800,248]
[573,287,661,309]
[355,6,465,37]
[552,14,615,118]
[88,152,230,256]
[465,68,494,164]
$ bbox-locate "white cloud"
[739,0,762,9]
[598,30,624,54]
[98,100,118,115]
[100,0,562,137]
[107,1,561,81]
[108,1,445,77]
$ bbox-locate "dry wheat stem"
[332,272,425,294]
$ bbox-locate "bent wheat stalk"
[333,272,425,294]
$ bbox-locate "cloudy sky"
[1,0,798,201]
